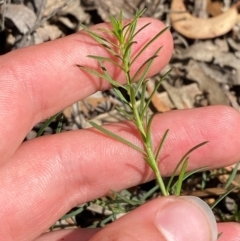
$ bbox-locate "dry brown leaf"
[170,0,240,39]
[35,24,62,43]
[4,4,37,34]
[63,95,113,119]
[182,187,238,198]
[161,82,202,109]
[186,60,230,105]
[206,0,223,16]
[44,0,67,16]
[147,79,174,112]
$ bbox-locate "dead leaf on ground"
[174,40,227,62]
[43,0,68,17]
[161,82,202,109]
[63,92,120,128]
[182,187,238,198]
[174,40,240,85]
[147,79,174,112]
[35,23,62,43]
[170,0,240,39]
[206,0,223,16]
[4,4,36,34]
[186,60,230,105]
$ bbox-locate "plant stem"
[80,10,172,196]
[129,87,169,196]
[145,142,169,196]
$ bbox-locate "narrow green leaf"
[56,114,63,133]
[123,41,137,64]
[88,215,114,228]
[210,186,238,209]
[81,23,106,43]
[80,23,118,56]
[110,11,124,43]
[81,24,110,46]
[126,19,137,44]
[145,114,156,151]
[139,81,147,115]
[131,26,170,65]
[140,184,159,202]
[89,121,146,155]
[37,112,62,137]
[122,22,131,34]
[78,65,110,81]
[129,22,151,42]
[99,61,129,90]
[133,46,162,96]
[111,25,122,42]
[96,27,112,35]
[123,9,146,40]
[171,166,208,191]
[109,15,119,32]
[132,53,159,84]
[61,206,85,220]
[224,162,240,189]
[155,129,169,162]
[166,141,208,192]
[112,87,130,106]
[79,64,126,90]
[93,27,121,49]
[115,106,135,122]
[87,55,124,70]
[141,69,172,118]
[174,158,188,196]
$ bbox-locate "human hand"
[0,18,239,241]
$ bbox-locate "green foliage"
[210,162,240,210]
[37,112,62,137]
[79,9,207,196]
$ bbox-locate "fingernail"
[156,196,218,241]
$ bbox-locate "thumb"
[90,196,218,241]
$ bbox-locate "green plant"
[78,9,208,197]
[32,10,239,233]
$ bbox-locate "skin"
[0,18,239,241]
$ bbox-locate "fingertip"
[155,196,217,241]
[34,228,100,241]
[89,196,217,241]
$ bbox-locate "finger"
[88,196,218,241]
[34,197,222,241]
[34,229,100,241]
[32,205,240,241]
[217,223,240,241]
[37,203,240,241]
[0,18,173,163]
[1,106,240,240]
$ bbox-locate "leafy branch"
[79,9,207,196]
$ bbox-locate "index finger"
[0,18,173,163]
